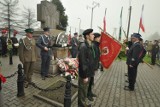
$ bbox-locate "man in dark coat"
[0,30,8,57]
[85,33,101,101]
[11,31,19,55]
[36,27,52,80]
[151,40,159,65]
[78,29,95,107]
[124,33,142,91]
[93,33,101,71]
[71,32,79,58]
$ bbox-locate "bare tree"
[0,0,19,38]
[20,7,38,29]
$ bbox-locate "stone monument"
[33,0,70,75]
[37,0,59,29]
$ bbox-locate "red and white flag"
[103,9,107,32]
[139,5,145,32]
[99,32,122,69]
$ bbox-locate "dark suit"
[151,44,159,65]
[36,35,52,77]
[11,37,18,55]
[0,36,7,56]
[71,37,79,58]
[126,42,142,90]
[93,41,100,70]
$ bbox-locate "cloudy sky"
[19,0,160,39]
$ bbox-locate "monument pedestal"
[33,46,70,74]
[52,47,71,59]
[34,58,58,75]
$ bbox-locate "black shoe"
[88,96,94,101]
[125,73,128,76]
[78,104,91,107]
[101,68,104,71]
[24,82,29,88]
[87,104,92,107]
[91,93,97,97]
[42,76,45,80]
[45,75,52,78]
[124,86,134,91]
[125,80,129,83]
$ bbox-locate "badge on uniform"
[131,58,135,61]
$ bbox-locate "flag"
[103,9,107,32]
[119,7,123,41]
[139,5,145,32]
[100,32,122,69]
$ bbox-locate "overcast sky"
[19,0,160,40]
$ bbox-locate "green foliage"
[157,60,160,64]
[52,0,68,29]
[117,50,127,60]
[143,54,151,64]
[118,50,126,58]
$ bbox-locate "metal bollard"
[9,49,13,65]
[17,64,25,97]
[0,78,4,107]
[0,78,1,91]
[64,75,71,107]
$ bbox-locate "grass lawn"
[143,54,151,64]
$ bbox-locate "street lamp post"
[87,1,100,28]
[78,18,81,34]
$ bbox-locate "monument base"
[33,58,58,75]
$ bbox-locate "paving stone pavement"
[0,56,160,107]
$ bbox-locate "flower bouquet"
[56,58,79,79]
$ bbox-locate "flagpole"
[104,8,107,17]
[70,27,71,35]
[126,5,132,41]
[119,7,123,41]
[138,5,144,33]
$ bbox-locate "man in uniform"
[71,32,79,58]
[0,30,8,57]
[36,27,52,80]
[78,29,95,107]
[124,33,142,91]
[151,40,159,65]
[18,28,37,88]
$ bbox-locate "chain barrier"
[71,83,79,88]
[29,82,65,92]
[29,81,78,92]
[4,71,18,79]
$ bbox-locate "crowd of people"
[0,29,19,57]
[0,27,160,107]
[144,39,160,65]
